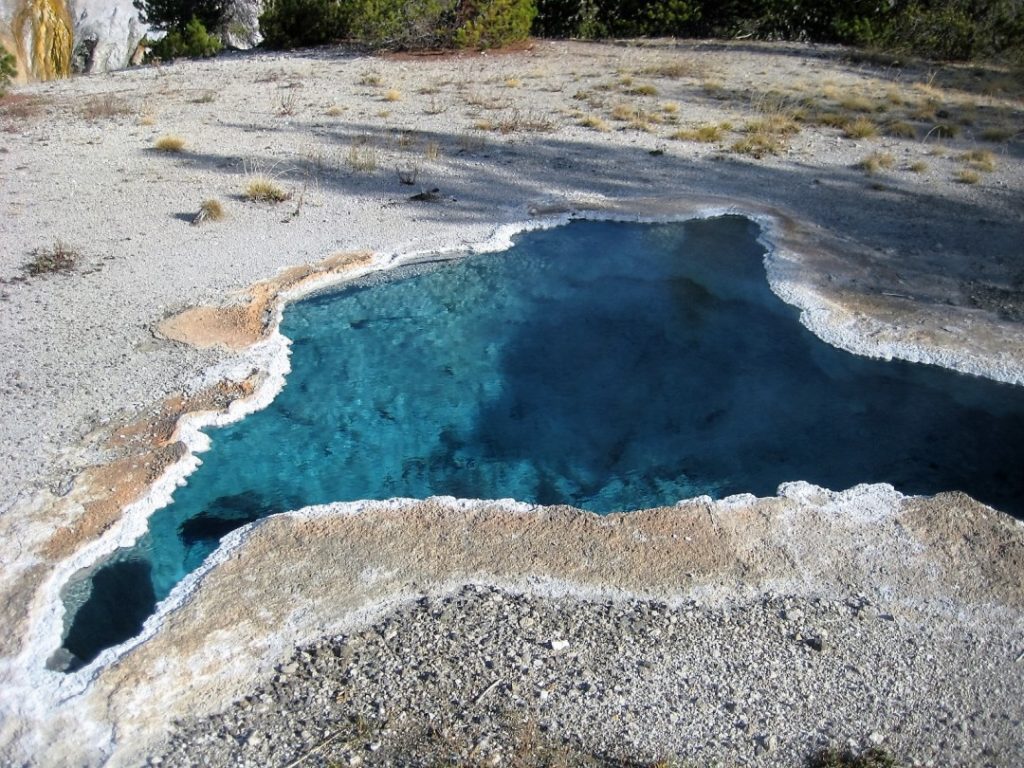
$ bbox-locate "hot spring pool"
[56,216,1024,670]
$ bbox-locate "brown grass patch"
[843,118,877,139]
[154,134,186,152]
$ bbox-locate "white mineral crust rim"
[13,202,1023,746]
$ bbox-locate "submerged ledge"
[5,197,1024,765]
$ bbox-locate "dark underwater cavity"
[54,216,1024,672]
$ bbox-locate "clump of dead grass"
[244,175,289,202]
[884,120,917,139]
[24,241,80,276]
[955,168,981,184]
[961,149,996,172]
[81,94,133,120]
[347,143,380,171]
[844,117,878,139]
[193,198,225,224]
[730,133,783,158]
[578,114,610,132]
[857,151,895,175]
[154,134,186,152]
[672,122,731,142]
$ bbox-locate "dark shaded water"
[56,217,1024,671]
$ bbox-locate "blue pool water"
[57,216,1024,670]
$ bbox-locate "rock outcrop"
[1,0,263,78]
[68,0,146,73]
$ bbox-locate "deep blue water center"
[58,216,1024,670]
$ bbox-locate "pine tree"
[134,0,226,35]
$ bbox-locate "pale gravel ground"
[1,39,1023,767]
[158,585,1022,768]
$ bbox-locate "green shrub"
[135,0,226,37]
[0,43,15,96]
[338,0,534,50]
[454,0,536,48]
[533,0,699,38]
[148,16,222,59]
[875,0,1024,61]
[349,0,455,49]
[530,0,1023,62]
[259,0,351,48]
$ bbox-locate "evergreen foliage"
[0,44,16,96]
[533,0,1024,61]
[135,0,226,34]
[260,0,536,51]
[255,0,1024,61]
[147,17,223,59]
[259,0,352,49]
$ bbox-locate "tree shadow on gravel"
[153,111,1024,323]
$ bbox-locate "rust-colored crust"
[157,252,373,350]
[0,250,374,659]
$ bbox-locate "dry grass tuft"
[193,198,225,224]
[24,241,80,276]
[910,100,939,121]
[244,175,289,202]
[0,94,48,121]
[579,114,610,132]
[325,105,346,116]
[359,72,384,87]
[424,141,441,161]
[857,151,895,175]
[930,123,960,139]
[843,117,877,139]
[347,144,380,171]
[961,149,996,172]
[745,114,800,136]
[672,122,730,142]
[886,88,909,106]
[884,120,917,139]
[908,160,929,173]
[610,103,638,121]
[730,133,783,158]
[955,168,981,184]
[81,94,134,120]
[815,112,851,129]
[154,134,186,152]
[384,89,402,102]
[627,84,659,97]
[839,94,877,112]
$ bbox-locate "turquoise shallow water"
[57,216,1024,670]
